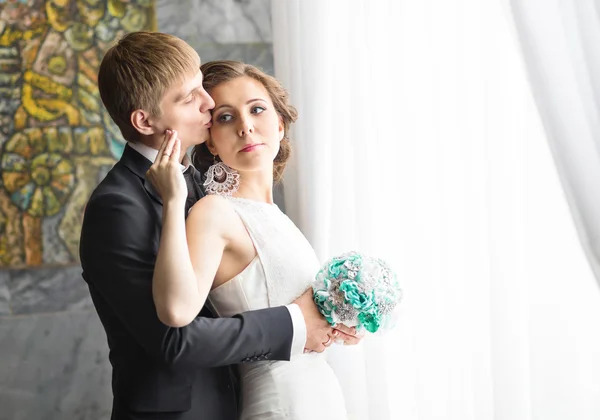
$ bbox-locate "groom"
[80,32,359,420]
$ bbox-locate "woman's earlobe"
[278,118,285,141]
[206,140,217,156]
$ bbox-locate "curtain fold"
[507,0,600,284]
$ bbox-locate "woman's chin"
[230,161,274,176]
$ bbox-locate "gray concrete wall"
[0,1,273,419]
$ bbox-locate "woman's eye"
[252,106,266,114]
[185,94,195,104]
[217,114,233,122]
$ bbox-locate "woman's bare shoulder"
[187,194,237,226]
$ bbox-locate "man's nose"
[199,90,215,112]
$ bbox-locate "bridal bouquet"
[312,251,402,334]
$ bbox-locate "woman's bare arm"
[153,195,229,327]
[147,132,228,327]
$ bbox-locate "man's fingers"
[334,324,357,336]
[333,330,360,345]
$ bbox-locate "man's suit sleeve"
[80,192,295,368]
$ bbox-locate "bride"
[147,60,353,420]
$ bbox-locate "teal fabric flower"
[358,308,382,333]
[313,289,335,325]
[339,281,373,311]
[328,259,346,278]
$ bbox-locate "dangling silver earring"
[203,155,240,196]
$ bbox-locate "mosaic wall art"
[0,0,156,267]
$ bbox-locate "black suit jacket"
[80,145,294,420]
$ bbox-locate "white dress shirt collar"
[127,141,190,171]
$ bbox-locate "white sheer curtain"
[272,1,600,420]
[508,0,600,285]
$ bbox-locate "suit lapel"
[121,144,163,205]
[143,177,163,205]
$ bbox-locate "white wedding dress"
[208,196,348,420]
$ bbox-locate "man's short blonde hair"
[98,31,199,142]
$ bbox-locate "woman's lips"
[240,143,264,152]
